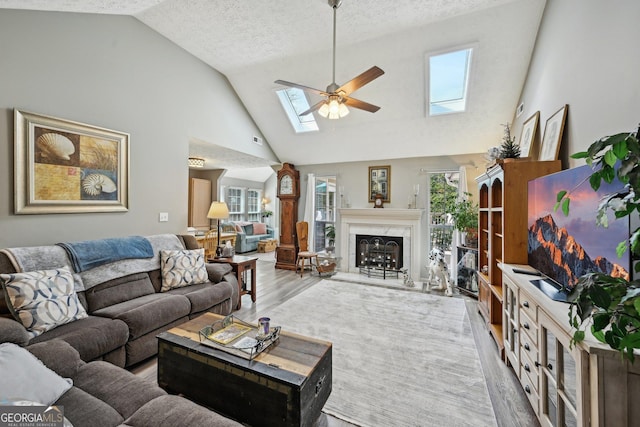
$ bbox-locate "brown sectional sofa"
[0,234,239,367]
[23,339,242,427]
[0,234,244,426]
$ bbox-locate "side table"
[209,255,257,309]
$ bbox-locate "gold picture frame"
[368,165,390,203]
[14,109,129,214]
[539,105,568,161]
[519,111,539,159]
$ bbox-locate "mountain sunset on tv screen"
[527,164,630,290]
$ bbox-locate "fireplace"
[356,235,403,279]
[338,208,424,281]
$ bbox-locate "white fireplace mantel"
[338,208,424,280]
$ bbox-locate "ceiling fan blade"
[274,80,327,96]
[337,66,384,96]
[299,100,326,117]
[343,96,380,113]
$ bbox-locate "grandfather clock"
[275,163,300,270]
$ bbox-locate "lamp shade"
[207,201,229,219]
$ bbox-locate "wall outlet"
[159,212,169,222]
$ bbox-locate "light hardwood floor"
[133,253,539,426]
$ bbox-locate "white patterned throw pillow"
[0,266,88,338]
[160,249,209,292]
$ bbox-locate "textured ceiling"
[0,0,547,174]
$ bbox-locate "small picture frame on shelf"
[519,111,540,159]
[539,105,568,161]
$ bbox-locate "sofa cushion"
[27,339,83,379]
[84,272,155,312]
[160,249,208,292]
[92,294,191,340]
[122,395,243,427]
[0,266,88,338]
[0,342,72,405]
[205,263,233,283]
[165,281,233,314]
[29,315,129,364]
[73,360,166,420]
[253,222,267,235]
[242,223,254,235]
[0,317,30,346]
[57,386,124,427]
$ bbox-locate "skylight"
[428,47,473,116]
[276,88,319,133]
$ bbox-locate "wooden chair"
[202,229,219,259]
[295,221,318,277]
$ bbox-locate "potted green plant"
[557,127,640,361]
[449,193,479,247]
[499,122,521,160]
[325,224,336,253]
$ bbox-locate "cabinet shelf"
[475,160,561,363]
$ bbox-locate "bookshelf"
[475,160,560,359]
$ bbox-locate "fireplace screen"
[356,235,403,279]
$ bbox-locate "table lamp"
[207,201,229,257]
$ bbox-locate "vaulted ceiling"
[1,0,546,172]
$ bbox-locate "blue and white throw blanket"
[57,236,154,272]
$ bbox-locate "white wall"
[511,0,640,166]
[0,10,267,247]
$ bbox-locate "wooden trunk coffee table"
[157,313,332,427]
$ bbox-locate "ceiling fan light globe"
[328,98,340,115]
[328,111,340,120]
[338,102,349,117]
[318,102,330,117]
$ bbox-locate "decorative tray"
[198,315,280,360]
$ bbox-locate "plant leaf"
[589,173,602,191]
[590,285,612,309]
[604,150,618,167]
[556,190,567,203]
[592,313,611,330]
[562,198,570,216]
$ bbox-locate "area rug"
[262,280,496,427]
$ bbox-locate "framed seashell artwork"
[14,110,129,214]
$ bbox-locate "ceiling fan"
[274,0,384,120]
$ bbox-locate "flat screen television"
[527,164,631,302]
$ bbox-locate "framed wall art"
[368,165,390,203]
[539,105,568,161]
[518,111,539,159]
[14,109,129,214]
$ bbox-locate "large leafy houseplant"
[556,127,640,361]
[450,192,478,234]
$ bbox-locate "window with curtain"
[428,172,459,253]
[313,176,337,252]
